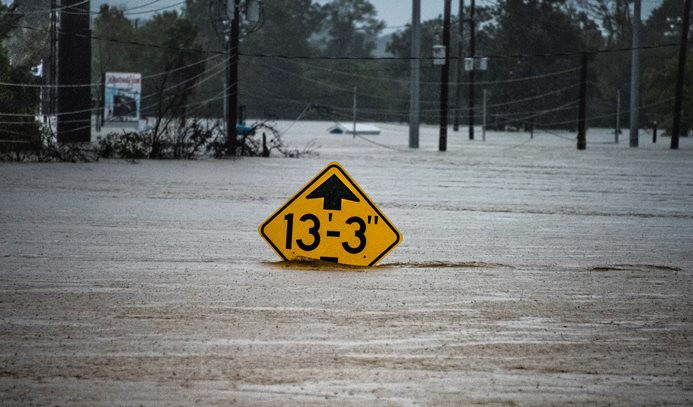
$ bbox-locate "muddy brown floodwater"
[1,123,692,405]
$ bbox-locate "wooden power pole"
[629,0,641,147]
[226,0,240,156]
[57,0,91,143]
[671,0,691,149]
[577,53,587,150]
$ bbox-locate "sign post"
[104,72,141,124]
[259,162,402,267]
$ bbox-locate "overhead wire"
[253,58,580,111]
[122,1,186,16]
[11,24,690,62]
[7,0,90,16]
[528,97,676,128]
[140,60,230,115]
[53,0,184,17]
[0,56,229,121]
[277,56,580,86]
[491,100,580,127]
[243,81,581,122]
[244,57,578,119]
[254,60,428,103]
[4,3,683,134]
[241,41,686,60]
[0,54,221,88]
[485,83,580,108]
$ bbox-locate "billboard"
[104,72,141,122]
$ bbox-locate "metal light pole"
[352,86,357,138]
[468,0,476,140]
[439,0,452,151]
[409,0,421,148]
[453,0,464,132]
[577,53,587,150]
[482,88,487,141]
[615,88,621,144]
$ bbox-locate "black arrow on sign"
[306,174,360,211]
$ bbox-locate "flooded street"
[1,123,692,405]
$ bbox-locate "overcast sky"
[95,0,455,25]
[90,0,485,26]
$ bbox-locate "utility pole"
[409,0,421,148]
[482,88,487,141]
[95,72,101,132]
[530,119,534,139]
[226,0,240,156]
[468,0,476,140]
[629,0,641,147]
[353,86,357,138]
[439,0,452,152]
[49,0,57,120]
[615,88,621,143]
[57,0,91,143]
[577,53,588,150]
[224,40,229,137]
[453,0,464,131]
[671,0,691,150]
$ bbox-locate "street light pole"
[468,0,476,140]
[409,0,421,148]
[453,0,464,132]
[439,0,452,151]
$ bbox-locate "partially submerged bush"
[97,119,219,160]
[1,119,317,162]
[0,126,97,163]
[99,120,317,160]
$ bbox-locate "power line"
[94,1,185,16]
[122,1,186,16]
[257,60,575,107]
[0,54,221,88]
[527,97,676,128]
[15,0,181,17]
[491,100,580,127]
[241,41,686,60]
[485,83,579,108]
[117,0,165,13]
[0,58,230,120]
[241,81,581,121]
[255,61,425,103]
[11,24,689,61]
[280,57,579,86]
[8,0,90,16]
[140,59,231,114]
[12,24,227,56]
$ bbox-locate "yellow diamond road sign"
[259,162,402,266]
